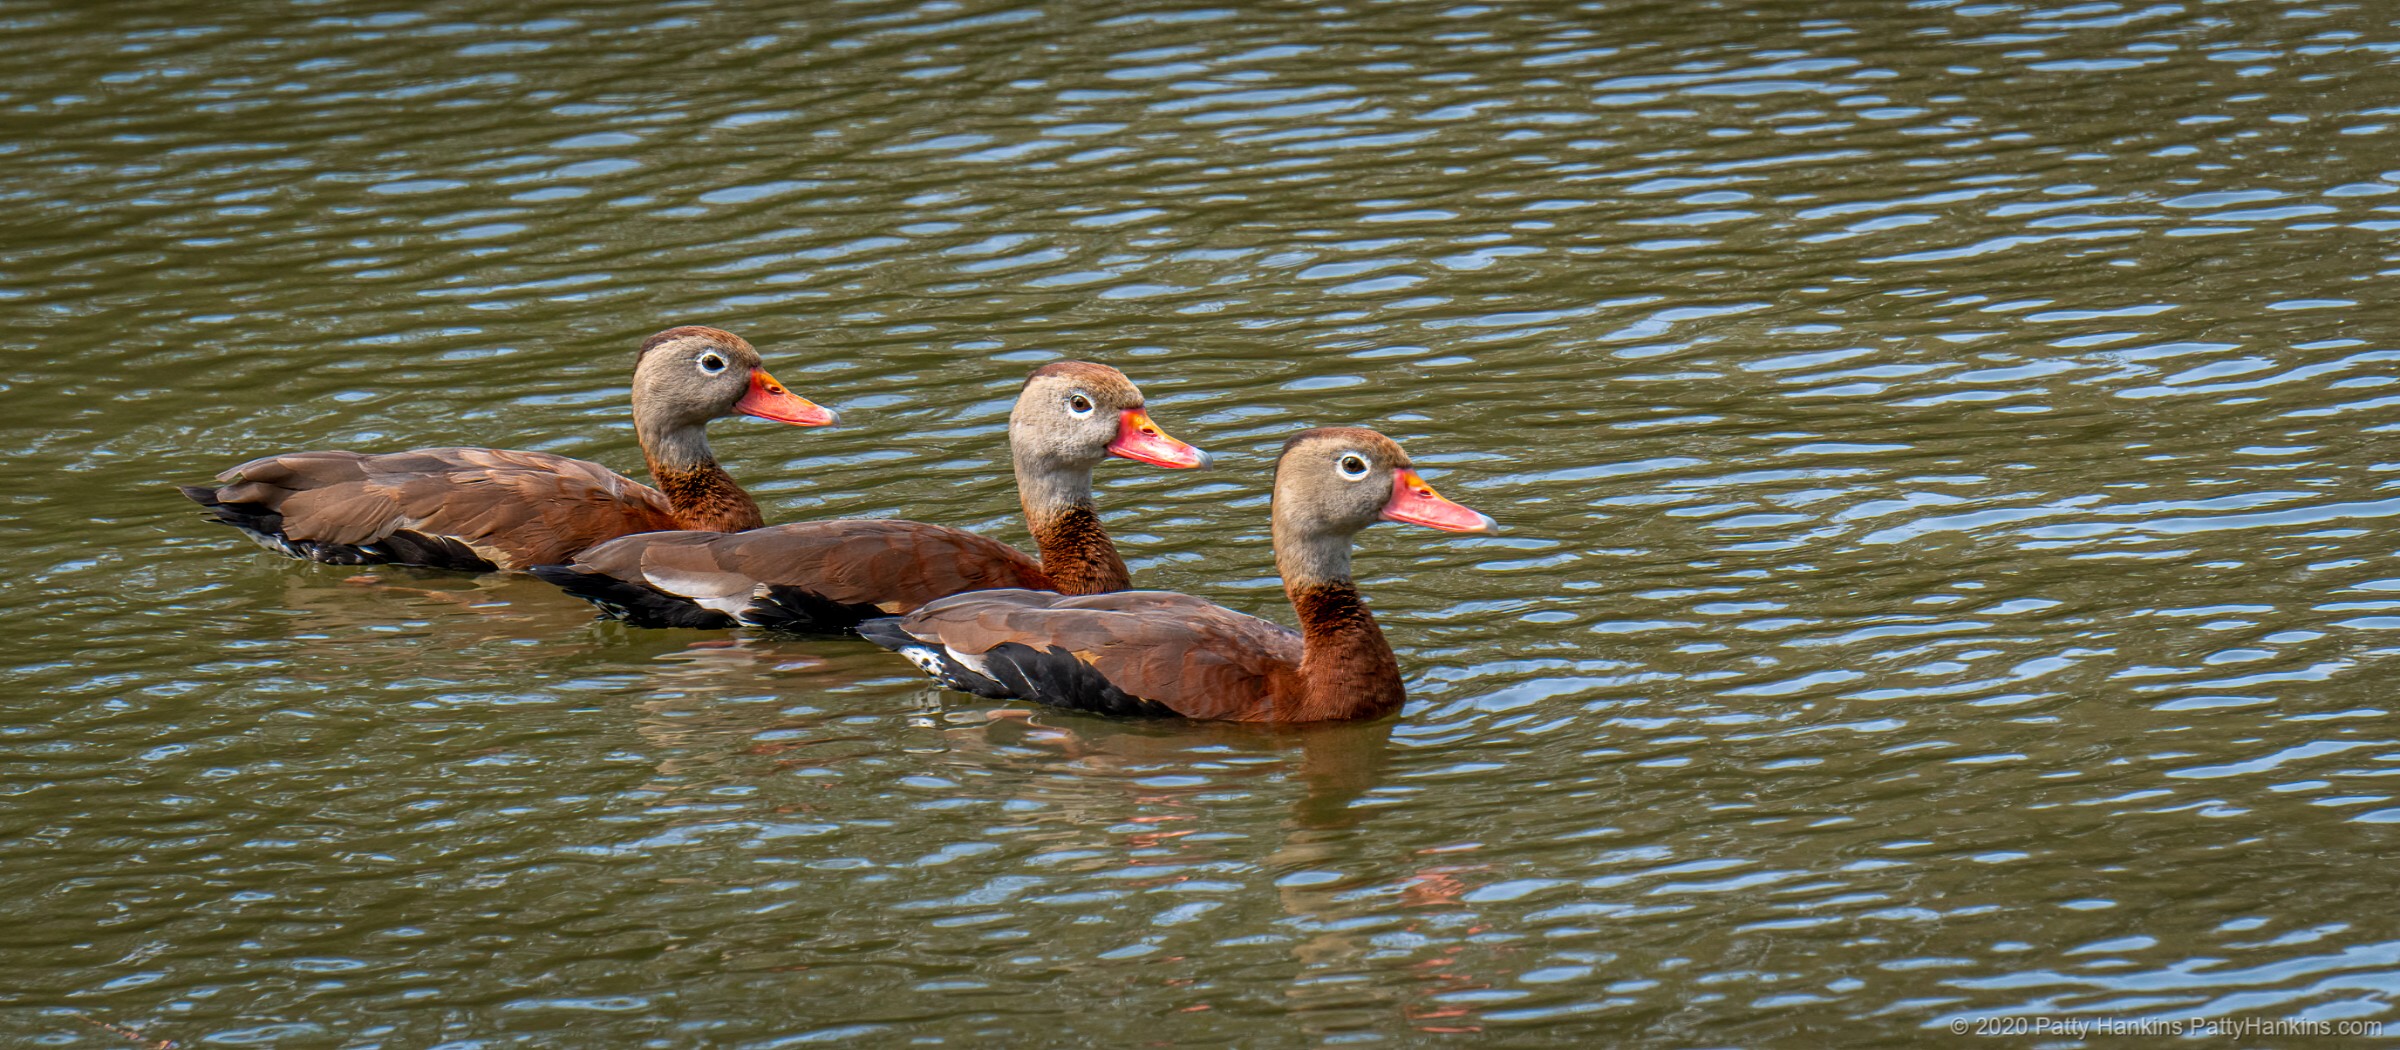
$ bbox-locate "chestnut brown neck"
[638,411,762,533]
[651,462,764,532]
[1028,504,1130,595]
[1287,580,1403,722]
[1016,447,1128,595]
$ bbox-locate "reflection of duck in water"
[912,704,1443,1030]
[271,570,584,620]
[248,569,893,786]
[919,708,1511,1037]
[1266,819,1511,1037]
[600,637,910,789]
[179,326,832,572]
[915,706,1398,829]
[231,571,626,682]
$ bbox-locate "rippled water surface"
[7,0,2400,1045]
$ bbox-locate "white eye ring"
[1065,392,1095,417]
[1336,453,1371,480]
[697,353,728,375]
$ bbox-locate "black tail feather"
[855,616,918,653]
[527,565,736,629]
[180,484,494,571]
[360,531,495,572]
[181,484,282,535]
[856,618,1168,713]
[979,643,1176,718]
[859,616,1006,697]
[743,585,887,635]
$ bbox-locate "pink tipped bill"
[1380,467,1495,533]
[735,368,837,427]
[1105,408,1210,469]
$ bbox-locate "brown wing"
[203,447,677,569]
[568,518,1054,619]
[887,589,1306,721]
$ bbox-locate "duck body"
[531,361,1208,632]
[180,447,684,573]
[178,326,831,573]
[530,518,1053,631]
[860,588,1313,720]
[862,427,1493,724]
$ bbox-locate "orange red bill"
[1380,467,1495,533]
[1106,408,1210,469]
[736,368,837,426]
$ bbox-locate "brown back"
[571,518,1055,615]
[895,589,1309,721]
[213,447,679,569]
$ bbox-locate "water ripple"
[4,0,2399,1044]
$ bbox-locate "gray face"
[1276,430,1408,539]
[633,334,763,428]
[1010,368,1143,469]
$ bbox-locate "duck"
[527,361,1209,632]
[177,325,832,573]
[857,427,1492,723]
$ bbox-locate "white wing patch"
[947,648,995,680]
[640,566,755,617]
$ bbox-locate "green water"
[6,0,2400,1045]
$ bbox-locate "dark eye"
[1066,393,1095,417]
[1337,453,1370,479]
[697,353,727,375]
